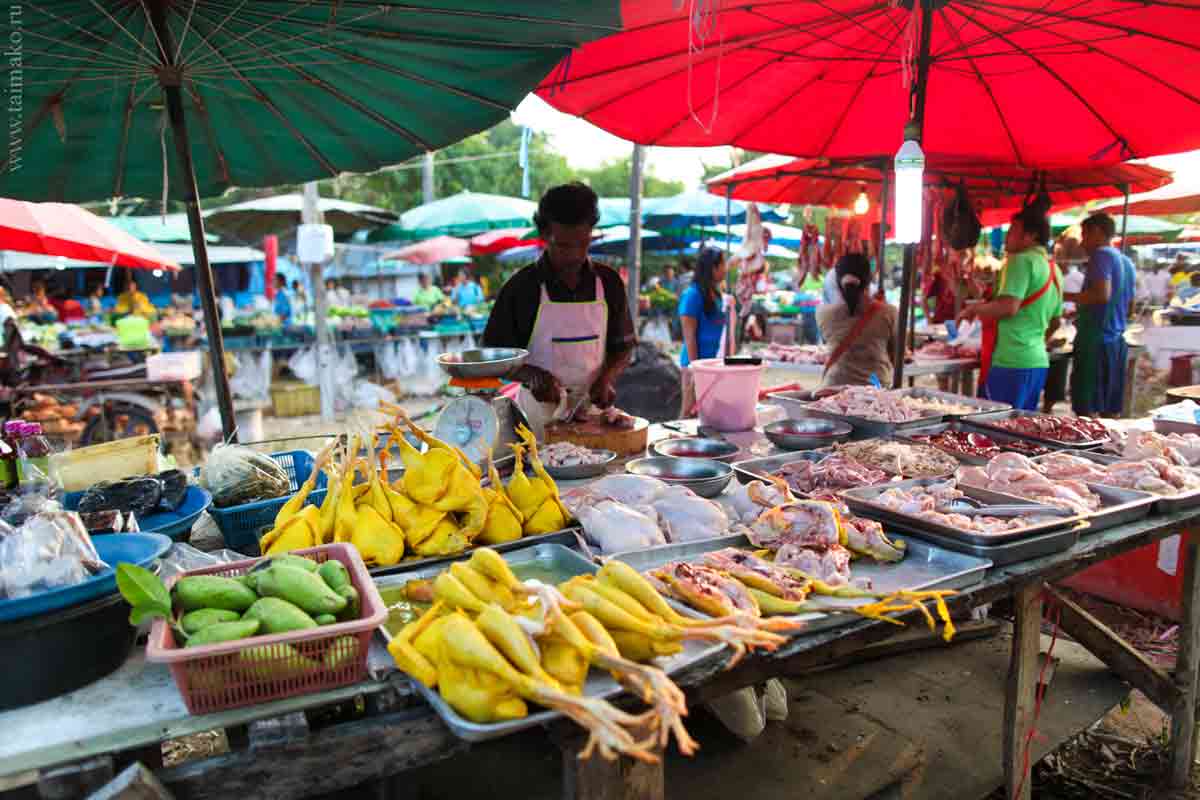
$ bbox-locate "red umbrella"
[383,235,470,265]
[469,228,542,256]
[538,2,1200,166]
[0,198,179,271]
[709,156,1171,218]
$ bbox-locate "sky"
[512,95,732,188]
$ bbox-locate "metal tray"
[730,450,830,486]
[894,387,1011,418]
[840,478,1088,546]
[895,421,1069,466]
[369,528,584,577]
[609,534,991,636]
[543,450,617,481]
[899,524,1085,566]
[1029,450,1200,515]
[959,409,1110,449]
[372,542,725,742]
[790,403,947,439]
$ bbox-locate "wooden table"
[3,434,1199,799]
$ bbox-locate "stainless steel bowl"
[544,450,617,481]
[764,417,853,450]
[651,437,740,462]
[437,348,529,380]
[625,457,734,498]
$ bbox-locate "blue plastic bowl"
[0,532,172,623]
[64,485,212,542]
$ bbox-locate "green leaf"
[129,604,169,626]
[116,563,171,619]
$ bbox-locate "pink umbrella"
[469,228,541,255]
[383,235,470,265]
[0,198,179,271]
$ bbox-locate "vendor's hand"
[957,305,979,325]
[513,365,561,404]
[589,377,616,409]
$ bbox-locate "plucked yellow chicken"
[260,504,321,555]
[390,418,489,540]
[507,427,570,535]
[476,451,524,545]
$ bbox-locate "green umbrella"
[0,1,619,439]
[106,214,218,244]
[394,191,538,239]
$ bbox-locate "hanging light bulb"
[853,186,870,216]
[894,139,925,244]
[153,269,164,277]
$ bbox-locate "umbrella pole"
[1119,183,1131,255]
[878,164,891,293]
[892,0,935,389]
[160,83,238,442]
[626,143,645,332]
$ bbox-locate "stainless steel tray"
[900,524,1085,566]
[1079,483,1158,534]
[767,391,945,438]
[959,409,1109,449]
[840,478,1087,545]
[894,387,1011,418]
[609,534,991,636]
[730,450,831,486]
[543,450,617,481]
[896,421,1069,466]
[1028,449,1200,515]
[369,528,584,577]
[373,542,725,742]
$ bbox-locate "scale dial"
[434,396,500,465]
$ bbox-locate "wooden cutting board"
[544,416,650,456]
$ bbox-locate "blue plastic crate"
[208,450,328,555]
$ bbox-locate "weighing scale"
[433,348,530,466]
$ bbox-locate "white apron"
[516,275,608,438]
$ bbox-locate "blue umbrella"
[643,189,786,231]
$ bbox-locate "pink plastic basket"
[146,543,385,714]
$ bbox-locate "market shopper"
[817,253,897,387]
[273,274,293,324]
[922,259,958,326]
[678,247,730,415]
[413,273,446,308]
[291,279,308,317]
[1149,264,1172,305]
[451,270,484,308]
[483,182,635,428]
[114,276,155,318]
[958,204,1062,411]
[1064,214,1136,417]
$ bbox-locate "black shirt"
[482,256,636,356]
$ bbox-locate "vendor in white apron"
[481,183,636,436]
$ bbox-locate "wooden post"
[303,183,336,423]
[1170,534,1200,787]
[554,721,664,800]
[1004,582,1043,800]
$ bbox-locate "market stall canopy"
[1099,153,1200,217]
[0,2,623,202]
[383,236,470,265]
[469,228,540,256]
[589,226,663,255]
[106,214,218,244]
[643,189,786,231]
[709,155,1173,226]
[390,192,538,240]
[536,1,1200,166]
[0,199,179,272]
[203,195,398,241]
[0,243,261,270]
[598,198,633,228]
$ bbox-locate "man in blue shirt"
[1064,213,1135,416]
[451,270,485,308]
[272,274,293,324]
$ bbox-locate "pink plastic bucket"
[690,358,764,431]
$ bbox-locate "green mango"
[236,573,259,592]
[184,619,261,647]
[243,597,318,634]
[180,608,241,635]
[238,643,321,681]
[314,614,338,626]
[256,564,347,616]
[270,554,320,573]
[173,576,257,612]
[317,560,351,593]
[322,635,359,672]
[335,585,360,622]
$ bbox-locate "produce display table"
[3,422,1199,800]
[765,357,978,394]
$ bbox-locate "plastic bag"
[158,542,244,582]
[0,492,61,528]
[231,349,272,401]
[288,347,318,386]
[643,316,672,346]
[78,476,162,518]
[352,381,396,409]
[374,342,402,381]
[199,444,291,508]
[399,338,419,378]
[0,511,107,600]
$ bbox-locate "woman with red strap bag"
[958,198,1063,411]
[817,254,898,387]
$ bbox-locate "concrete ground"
[379,626,1126,800]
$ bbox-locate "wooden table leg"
[1004,582,1043,800]
[1170,534,1200,787]
[554,722,664,800]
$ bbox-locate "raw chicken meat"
[775,454,890,494]
[989,414,1109,444]
[727,477,795,523]
[650,485,732,543]
[806,491,906,563]
[760,343,828,364]
[747,501,843,551]
[954,454,1100,515]
[576,474,667,506]
[775,543,854,587]
[1108,430,1200,468]
[1034,453,1200,496]
[702,548,813,601]
[540,442,610,467]
[872,480,1060,534]
[834,439,959,479]
[574,500,666,554]
[649,561,759,617]
[809,386,926,422]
